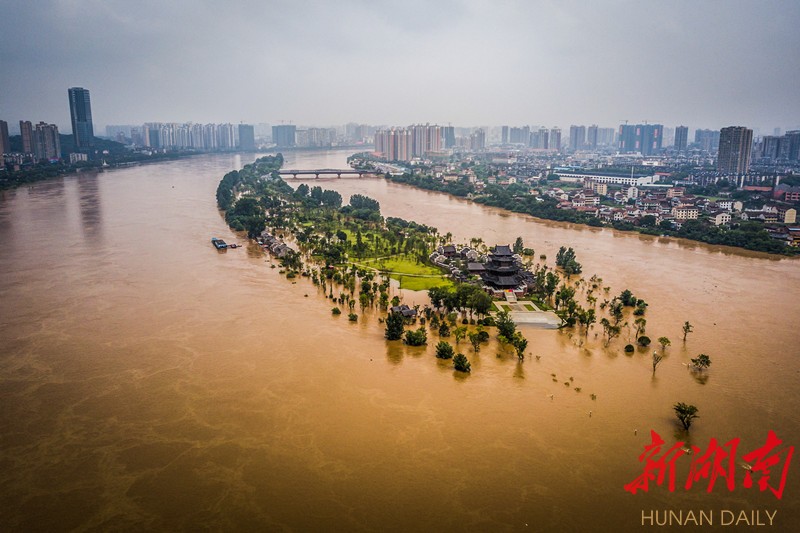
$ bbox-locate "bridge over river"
[277,168,375,178]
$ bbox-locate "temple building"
[481,245,523,292]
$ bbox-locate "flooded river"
[1,149,798,531]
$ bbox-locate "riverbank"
[378,171,798,256]
[0,150,209,190]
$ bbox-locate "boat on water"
[211,237,228,250]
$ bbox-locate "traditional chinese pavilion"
[481,244,522,290]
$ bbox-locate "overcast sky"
[1,0,799,133]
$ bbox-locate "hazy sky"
[2,0,799,133]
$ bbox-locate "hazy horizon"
[2,0,799,133]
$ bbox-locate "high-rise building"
[618,124,663,155]
[640,124,663,156]
[533,128,549,149]
[469,129,486,151]
[272,125,296,147]
[501,126,509,144]
[0,120,9,155]
[760,136,783,161]
[20,120,34,154]
[443,126,456,149]
[786,131,800,161]
[597,127,615,146]
[33,122,61,160]
[694,129,720,153]
[239,124,256,150]
[549,128,562,151]
[569,125,586,150]
[717,126,753,174]
[68,87,94,150]
[618,124,637,152]
[374,128,412,162]
[587,125,598,149]
[674,126,688,152]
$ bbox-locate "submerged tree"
[512,331,528,360]
[468,331,481,353]
[404,327,428,346]
[385,311,405,340]
[682,321,694,341]
[652,352,664,374]
[673,402,699,431]
[690,353,712,371]
[658,337,671,353]
[435,341,455,359]
[453,353,471,373]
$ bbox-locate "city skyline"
[1,1,799,132]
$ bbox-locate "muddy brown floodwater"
[1,149,799,532]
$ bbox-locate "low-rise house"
[390,304,418,319]
[467,262,486,275]
[441,245,457,258]
[710,211,732,226]
[673,206,699,220]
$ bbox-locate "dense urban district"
[2,87,798,253]
[216,155,708,382]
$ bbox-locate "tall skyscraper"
[443,126,455,149]
[786,130,800,161]
[0,120,9,155]
[587,125,598,149]
[640,124,663,156]
[694,129,720,152]
[618,124,637,152]
[272,125,296,147]
[238,124,255,150]
[674,126,688,152]
[569,125,586,150]
[549,128,562,151]
[19,120,34,154]
[33,122,61,160]
[618,123,663,155]
[68,87,94,150]
[501,126,509,144]
[717,126,753,174]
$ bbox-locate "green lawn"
[396,275,452,291]
[524,303,536,311]
[354,256,451,291]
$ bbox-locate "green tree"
[652,352,664,374]
[469,291,494,317]
[435,341,455,359]
[512,331,528,360]
[468,331,481,352]
[385,311,405,340]
[674,402,699,430]
[544,272,559,302]
[690,353,711,370]
[658,337,671,352]
[637,336,651,347]
[454,326,467,345]
[634,317,647,338]
[404,327,428,346]
[682,321,693,341]
[513,236,524,255]
[495,311,516,340]
[453,353,471,373]
[600,317,621,347]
